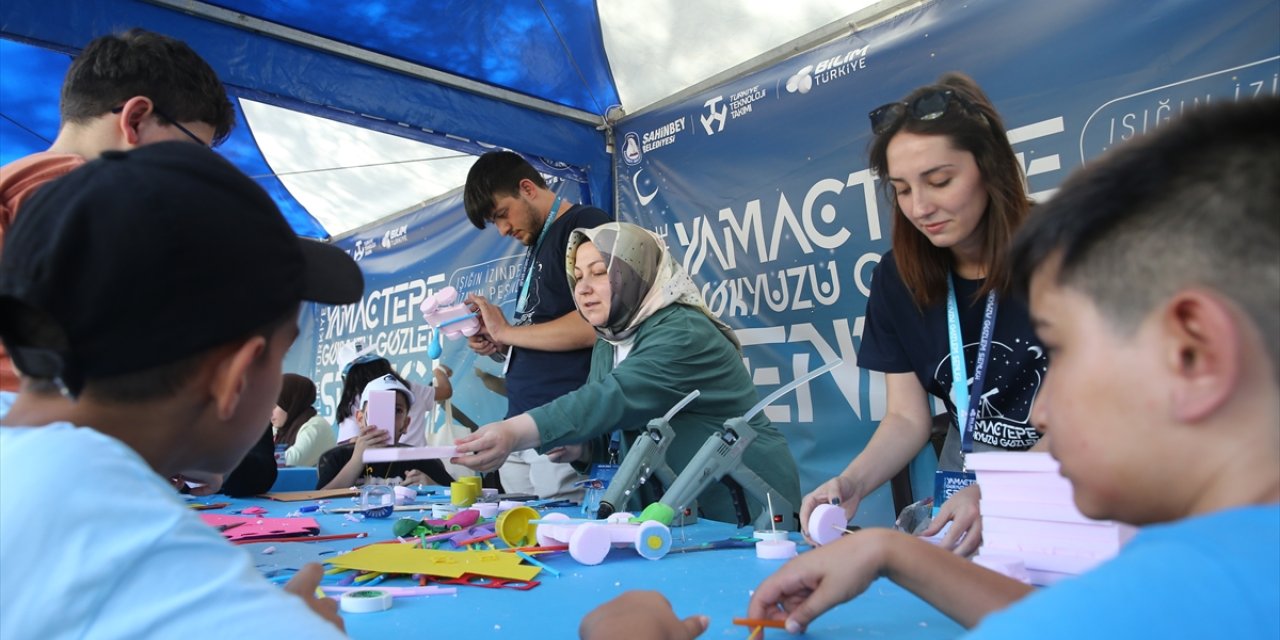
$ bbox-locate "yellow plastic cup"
[496,506,540,547]
[460,476,483,493]
[450,481,477,506]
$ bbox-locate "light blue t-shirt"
[968,504,1280,638]
[0,422,345,639]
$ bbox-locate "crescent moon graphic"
[1028,345,1044,358]
[633,168,659,206]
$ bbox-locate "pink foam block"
[807,503,847,546]
[362,445,458,463]
[419,286,480,340]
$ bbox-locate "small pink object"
[808,503,847,546]
[241,506,268,516]
[756,539,798,559]
[420,287,481,340]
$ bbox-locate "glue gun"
[597,390,701,522]
[639,359,843,531]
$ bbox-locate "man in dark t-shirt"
[462,151,611,499]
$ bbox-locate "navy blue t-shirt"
[504,204,612,418]
[858,251,1045,465]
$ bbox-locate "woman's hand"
[919,483,982,556]
[798,475,859,544]
[453,415,540,472]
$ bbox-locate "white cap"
[360,373,415,407]
[338,342,379,374]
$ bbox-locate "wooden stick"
[732,618,786,629]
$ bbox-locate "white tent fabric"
[183,1,883,238]
[0,1,885,239]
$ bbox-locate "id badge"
[932,470,976,517]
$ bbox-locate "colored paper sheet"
[327,544,540,582]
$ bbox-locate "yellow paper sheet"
[327,544,542,582]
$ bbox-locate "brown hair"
[61,29,235,145]
[274,373,319,447]
[867,72,1031,308]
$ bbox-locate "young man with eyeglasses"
[0,28,236,394]
[460,151,611,500]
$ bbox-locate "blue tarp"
[1,0,616,235]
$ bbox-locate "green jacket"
[528,304,800,524]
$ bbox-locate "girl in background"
[271,373,334,467]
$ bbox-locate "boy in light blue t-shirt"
[582,98,1280,640]
[0,143,362,638]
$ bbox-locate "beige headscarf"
[566,222,739,349]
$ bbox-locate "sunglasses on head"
[868,88,976,135]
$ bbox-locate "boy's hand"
[919,483,982,556]
[401,469,431,486]
[580,591,707,640]
[799,475,858,544]
[283,563,345,633]
[747,530,891,634]
[352,424,390,457]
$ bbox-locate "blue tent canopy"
[1,0,619,236]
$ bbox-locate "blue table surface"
[195,493,965,639]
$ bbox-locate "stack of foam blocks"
[969,452,1136,586]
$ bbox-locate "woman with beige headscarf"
[455,222,799,524]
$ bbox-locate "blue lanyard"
[946,274,999,454]
[515,193,563,315]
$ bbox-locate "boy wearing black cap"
[0,142,359,637]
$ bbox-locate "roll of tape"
[340,589,393,613]
[755,539,798,560]
[431,503,458,519]
[753,530,789,543]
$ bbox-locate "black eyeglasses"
[868,89,976,135]
[111,104,209,147]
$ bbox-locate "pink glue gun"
[420,286,481,359]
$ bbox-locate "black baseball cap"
[0,142,363,397]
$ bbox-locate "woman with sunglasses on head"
[799,73,1047,556]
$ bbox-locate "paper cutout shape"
[200,514,321,541]
[327,544,540,582]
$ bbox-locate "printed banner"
[289,177,590,432]
[612,0,1279,525]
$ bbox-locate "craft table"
[196,494,964,639]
